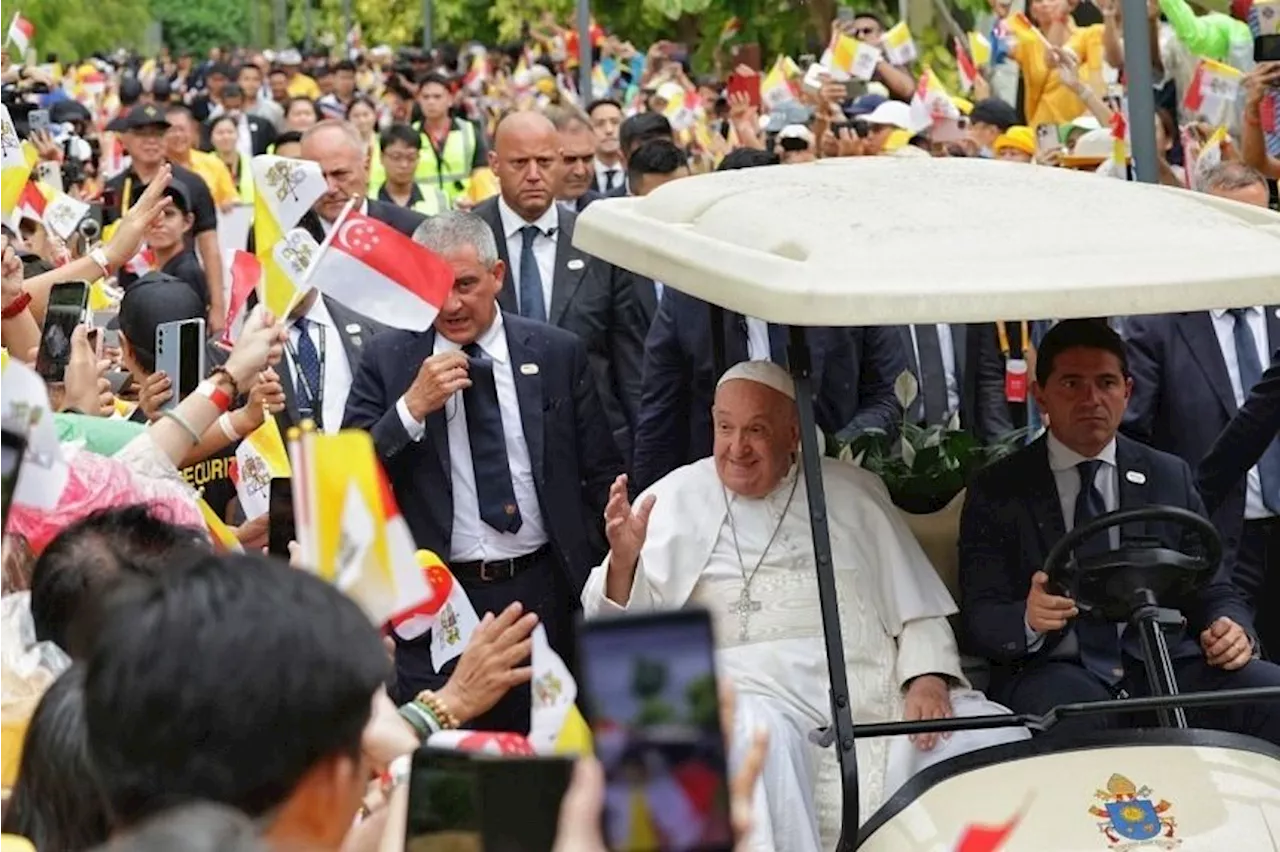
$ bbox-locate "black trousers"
[998,656,1280,745]
[1243,518,1280,659]
[390,548,575,734]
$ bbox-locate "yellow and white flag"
[528,623,591,755]
[198,497,244,552]
[1,105,32,217]
[883,21,919,66]
[760,57,796,109]
[291,427,434,629]
[251,155,326,319]
[272,227,323,290]
[42,190,91,241]
[233,416,291,519]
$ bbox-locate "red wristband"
[196,380,234,413]
[1,291,31,320]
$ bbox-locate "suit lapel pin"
[520,363,539,375]
[345,323,362,334]
[1125,470,1146,485]
[567,258,585,271]
[351,336,363,348]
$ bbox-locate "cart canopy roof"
[573,158,1280,327]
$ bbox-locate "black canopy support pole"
[788,325,860,849]
[710,305,728,379]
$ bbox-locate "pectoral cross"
[730,587,761,642]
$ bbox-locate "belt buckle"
[479,562,496,582]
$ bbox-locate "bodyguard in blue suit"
[342,212,623,732]
[631,287,907,492]
[959,320,1280,744]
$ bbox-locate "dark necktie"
[604,168,618,191]
[518,225,547,323]
[1229,309,1280,513]
[462,343,522,534]
[915,324,949,425]
[767,323,788,367]
[1074,459,1125,685]
[293,316,324,427]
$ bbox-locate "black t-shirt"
[103,163,218,237]
[117,248,210,306]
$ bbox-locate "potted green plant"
[832,371,1031,598]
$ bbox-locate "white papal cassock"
[582,455,1029,851]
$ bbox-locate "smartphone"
[36,281,89,382]
[27,108,50,135]
[1035,123,1062,158]
[154,317,206,411]
[268,477,295,558]
[577,609,734,852]
[405,747,574,852]
[1257,34,1280,62]
[726,71,762,111]
[35,160,62,192]
[1,429,27,527]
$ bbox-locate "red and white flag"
[955,38,979,93]
[309,211,454,330]
[7,14,35,55]
[221,250,262,346]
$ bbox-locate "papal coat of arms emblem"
[1088,774,1180,849]
[533,671,562,708]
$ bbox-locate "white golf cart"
[574,156,1280,851]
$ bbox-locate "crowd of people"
[1,0,1278,850]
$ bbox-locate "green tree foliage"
[150,0,249,55]
[20,0,151,60]
[685,674,719,729]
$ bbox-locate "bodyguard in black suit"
[473,112,644,461]
[896,323,977,429]
[1198,351,1280,655]
[960,320,1280,744]
[1122,306,1280,619]
[632,287,906,492]
[342,211,623,732]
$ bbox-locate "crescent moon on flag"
[336,218,363,252]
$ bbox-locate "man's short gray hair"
[544,104,592,134]
[300,119,368,158]
[412,211,500,267]
[1199,161,1267,194]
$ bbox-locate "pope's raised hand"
[603,474,655,598]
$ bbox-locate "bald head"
[713,374,800,499]
[489,111,562,221]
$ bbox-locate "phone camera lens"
[78,218,101,241]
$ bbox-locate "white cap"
[860,100,913,130]
[278,48,303,66]
[779,124,815,144]
[716,360,796,401]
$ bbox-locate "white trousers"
[731,690,1031,852]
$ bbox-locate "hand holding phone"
[27,108,50,135]
[154,317,206,412]
[36,281,89,383]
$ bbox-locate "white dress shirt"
[286,295,353,435]
[235,113,254,161]
[593,158,622,193]
[1026,433,1120,650]
[1210,307,1272,520]
[394,312,548,561]
[498,196,558,317]
[745,316,772,362]
[907,323,961,417]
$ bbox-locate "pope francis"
[582,361,1027,851]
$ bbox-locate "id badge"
[1005,358,1029,403]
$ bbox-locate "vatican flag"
[251,155,326,319]
[1,105,32,217]
[233,416,291,520]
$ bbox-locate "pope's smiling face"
[712,380,800,499]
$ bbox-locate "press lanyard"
[996,320,1030,358]
[121,176,134,215]
[284,321,328,425]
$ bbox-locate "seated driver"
[583,360,1027,851]
[959,319,1280,744]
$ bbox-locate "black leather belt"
[452,545,549,583]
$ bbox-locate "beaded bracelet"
[417,689,460,730]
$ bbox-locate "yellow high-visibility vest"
[415,118,478,203]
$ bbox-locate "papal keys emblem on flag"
[1088,774,1178,849]
[265,161,308,203]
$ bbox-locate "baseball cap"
[110,273,207,369]
[845,93,888,119]
[162,181,192,214]
[969,98,1018,131]
[278,48,303,66]
[861,100,913,130]
[993,126,1036,157]
[125,103,171,131]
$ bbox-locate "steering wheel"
[1043,506,1222,624]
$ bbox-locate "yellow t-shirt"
[286,73,321,100]
[185,149,237,209]
[1009,23,1106,126]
